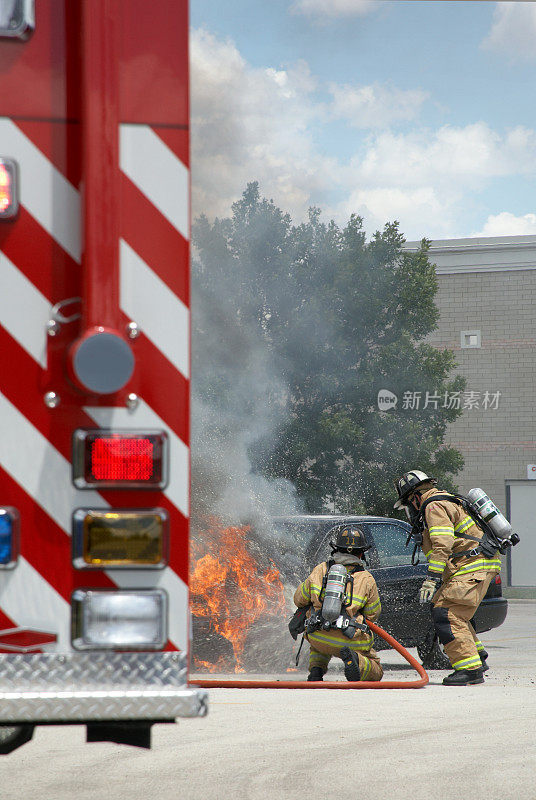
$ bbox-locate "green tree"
[193,182,464,518]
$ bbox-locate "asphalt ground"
[2,600,535,800]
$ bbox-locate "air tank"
[466,488,512,539]
[321,563,348,622]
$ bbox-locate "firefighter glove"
[419,577,440,605]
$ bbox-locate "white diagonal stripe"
[0,118,190,650]
[120,238,190,380]
[120,123,189,240]
[0,391,102,532]
[0,258,189,517]
[84,400,189,519]
[0,559,70,649]
[0,391,189,650]
[0,251,50,367]
[0,118,81,262]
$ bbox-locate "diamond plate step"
[0,652,208,723]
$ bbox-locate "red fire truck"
[0,0,206,752]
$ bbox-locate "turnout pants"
[432,571,495,671]
[306,630,383,681]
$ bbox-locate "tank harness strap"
[419,492,495,560]
[445,528,482,559]
[295,634,306,667]
[306,607,369,636]
[419,492,464,515]
[344,615,369,634]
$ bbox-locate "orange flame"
[193,657,231,674]
[190,519,286,672]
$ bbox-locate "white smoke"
[191,258,301,539]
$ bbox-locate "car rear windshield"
[367,522,413,567]
[271,519,329,553]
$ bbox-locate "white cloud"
[190,27,433,228]
[353,124,536,189]
[190,28,338,222]
[337,186,455,240]
[482,2,536,61]
[191,28,536,241]
[329,83,428,128]
[340,123,536,238]
[474,212,536,237]
[291,0,380,19]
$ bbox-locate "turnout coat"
[294,562,381,658]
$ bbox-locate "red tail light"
[72,429,168,489]
[91,437,154,481]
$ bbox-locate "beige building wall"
[405,236,536,512]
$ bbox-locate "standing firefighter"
[293,524,383,682]
[394,470,501,686]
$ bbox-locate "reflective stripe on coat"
[420,488,501,582]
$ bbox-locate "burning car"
[190,519,288,673]
[190,514,507,673]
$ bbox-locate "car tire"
[417,632,451,670]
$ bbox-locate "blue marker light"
[0,512,13,564]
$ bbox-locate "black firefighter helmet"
[393,469,437,509]
[328,523,371,554]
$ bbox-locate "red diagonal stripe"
[0,611,16,629]
[0,322,188,583]
[121,323,190,446]
[152,126,189,169]
[0,223,189,447]
[15,120,82,188]
[121,172,189,306]
[0,464,115,602]
[0,206,80,300]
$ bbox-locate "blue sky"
[190,1,536,240]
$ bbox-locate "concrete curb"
[503,588,536,599]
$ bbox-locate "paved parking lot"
[2,600,535,800]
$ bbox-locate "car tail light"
[72,429,168,489]
[72,508,169,569]
[71,589,168,650]
[0,508,19,568]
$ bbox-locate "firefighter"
[394,469,501,686]
[293,524,383,682]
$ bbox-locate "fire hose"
[192,620,429,689]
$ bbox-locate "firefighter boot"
[340,647,361,682]
[443,667,484,686]
[479,649,489,672]
[307,667,324,682]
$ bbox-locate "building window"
[461,330,481,349]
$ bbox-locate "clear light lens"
[0,0,34,40]
[72,508,169,569]
[72,429,168,489]
[71,589,168,650]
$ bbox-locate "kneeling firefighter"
[394,470,503,686]
[292,524,383,682]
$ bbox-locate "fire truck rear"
[0,0,206,752]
